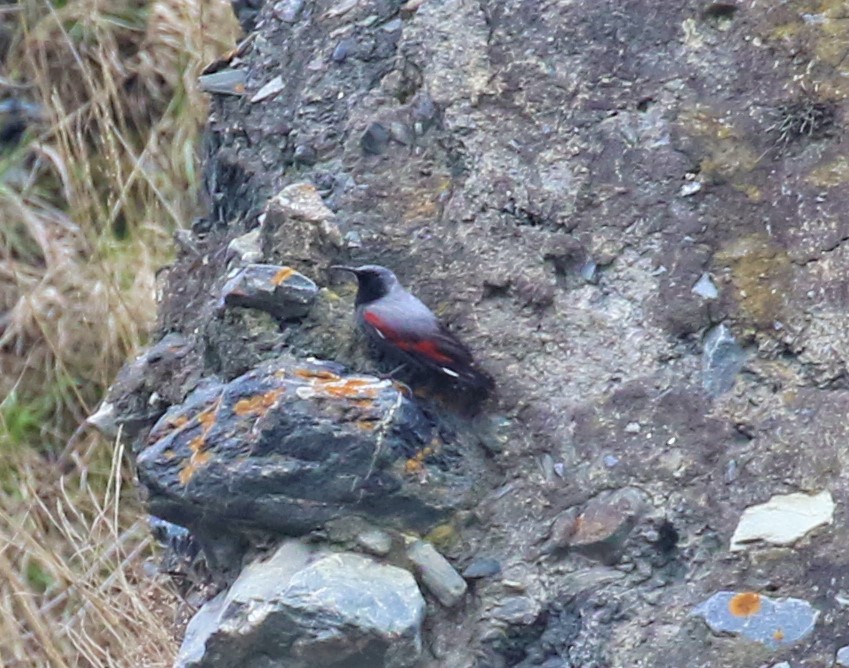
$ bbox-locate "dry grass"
[0,0,239,664]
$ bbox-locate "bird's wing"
[360,295,474,369]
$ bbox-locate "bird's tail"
[457,365,495,399]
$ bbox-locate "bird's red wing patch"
[406,339,453,364]
[363,310,398,339]
[363,310,453,364]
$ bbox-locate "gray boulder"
[137,356,475,545]
[177,541,425,668]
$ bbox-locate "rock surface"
[137,357,477,550]
[177,541,426,668]
[112,0,849,664]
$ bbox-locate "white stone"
[251,75,285,103]
[691,272,718,299]
[730,490,834,551]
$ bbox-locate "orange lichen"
[728,592,762,617]
[773,628,785,642]
[403,444,437,476]
[178,450,211,486]
[179,437,212,486]
[271,267,296,285]
[151,414,190,442]
[356,419,378,431]
[163,449,176,460]
[316,378,380,400]
[197,406,218,431]
[234,389,283,416]
[294,368,341,381]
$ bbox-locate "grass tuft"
[0,0,240,663]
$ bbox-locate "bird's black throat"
[353,272,390,306]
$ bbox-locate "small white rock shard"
[730,490,834,551]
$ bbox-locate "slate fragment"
[219,263,318,320]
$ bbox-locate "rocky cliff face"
[110,0,849,666]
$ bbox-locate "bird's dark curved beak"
[330,265,359,275]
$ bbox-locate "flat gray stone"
[463,556,502,579]
[692,272,718,299]
[406,540,467,607]
[177,542,425,668]
[836,645,849,666]
[691,591,818,649]
[219,264,318,320]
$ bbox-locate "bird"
[331,264,494,399]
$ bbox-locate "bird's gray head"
[330,264,400,305]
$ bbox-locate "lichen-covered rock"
[219,263,318,320]
[692,591,819,650]
[177,541,425,668]
[137,357,476,543]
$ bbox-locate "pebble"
[226,229,262,264]
[567,487,646,565]
[406,540,467,607]
[836,645,849,666]
[356,528,392,556]
[219,264,318,320]
[462,557,502,579]
[273,0,304,22]
[198,69,246,96]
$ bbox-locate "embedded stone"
[225,229,262,264]
[270,182,335,223]
[702,323,747,397]
[219,263,318,320]
[406,540,467,607]
[85,333,193,442]
[567,487,647,564]
[261,183,342,270]
[730,490,834,551]
[356,528,393,556]
[692,591,818,649]
[462,556,502,579]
